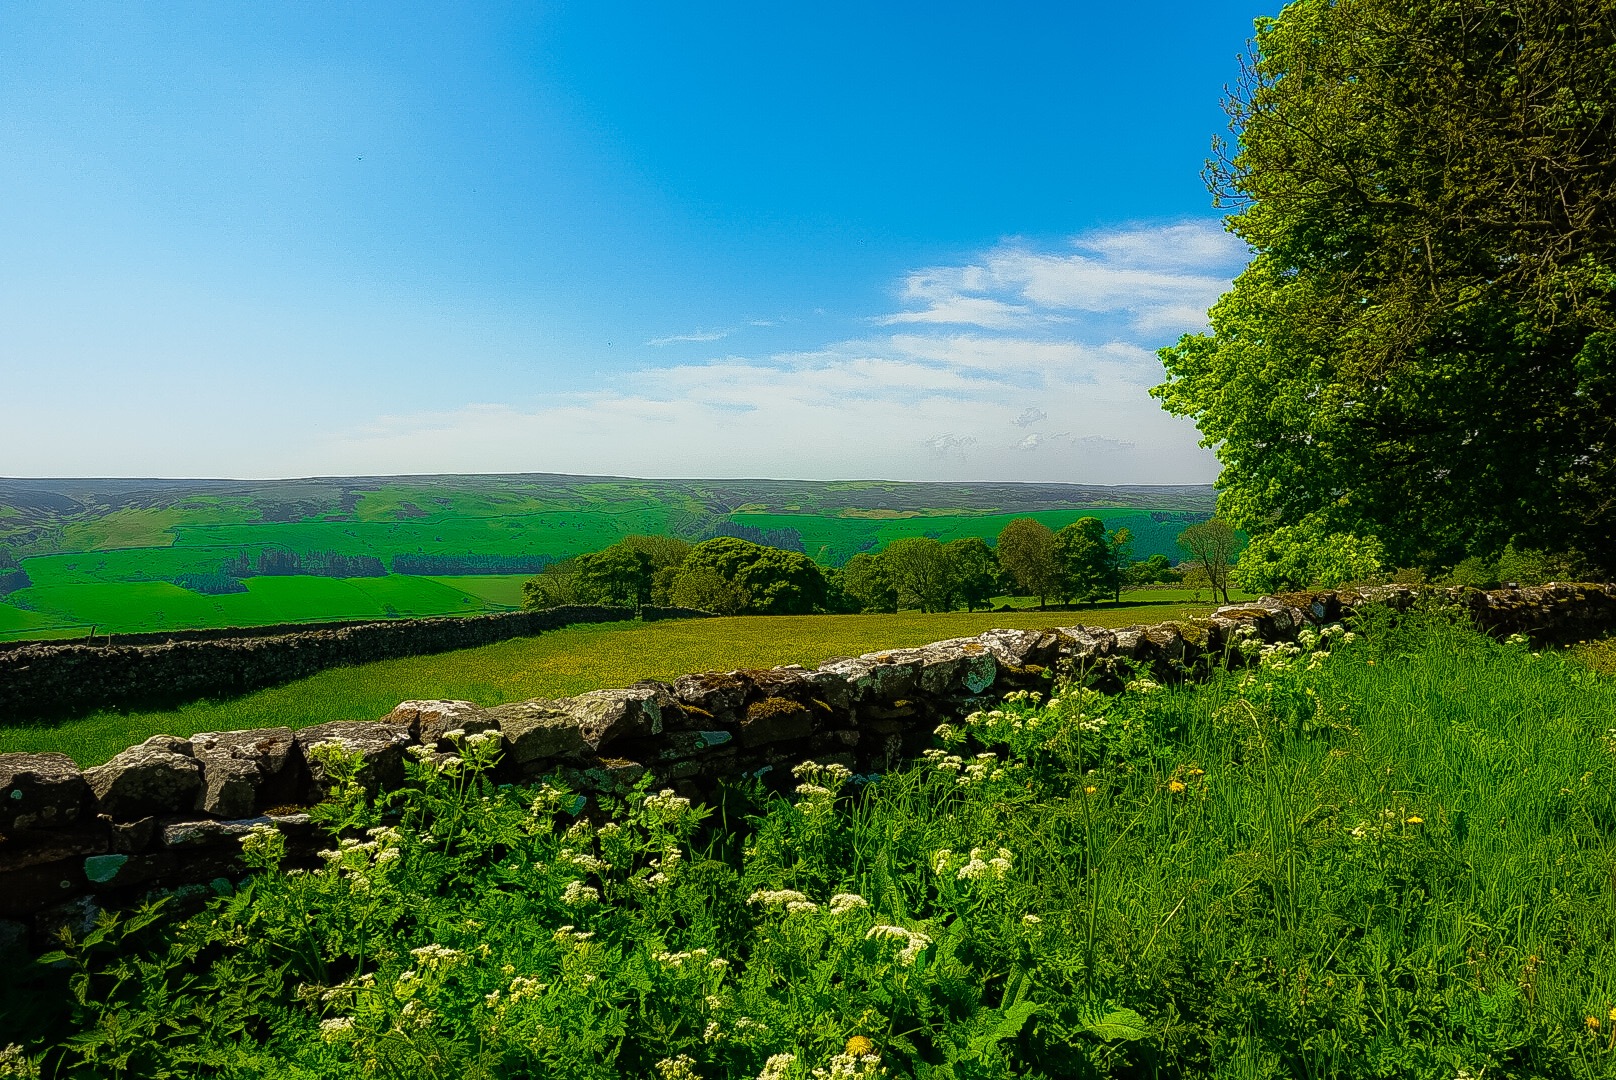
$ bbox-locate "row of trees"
[522,517,1176,616]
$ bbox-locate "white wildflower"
[864,924,931,965]
[828,893,869,915]
[654,1053,701,1080]
[758,1053,797,1080]
[561,880,601,906]
[408,943,465,970]
[318,1016,355,1043]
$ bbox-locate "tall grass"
[4,614,1614,1077]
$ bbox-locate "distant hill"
[0,473,1216,547]
[0,473,1217,640]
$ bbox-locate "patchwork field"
[3,603,1224,766]
[0,474,1216,640]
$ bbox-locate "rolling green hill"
[0,473,1216,639]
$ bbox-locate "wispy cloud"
[311,221,1244,483]
[647,328,731,346]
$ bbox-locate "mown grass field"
[2,603,1221,766]
[8,615,1616,1077]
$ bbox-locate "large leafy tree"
[1155,0,1616,572]
[675,537,826,615]
[944,537,1000,611]
[996,518,1061,608]
[881,537,955,613]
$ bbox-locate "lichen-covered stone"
[740,696,814,747]
[566,687,663,750]
[0,752,91,834]
[295,721,414,796]
[190,727,301,819]
[486,699,588,763]
[383,699,496,747]
[83,737,203,823]
[671,671,750,722]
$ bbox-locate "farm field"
[5,603,1222,766]
[9,615,1616,1077]
[0,474,1215,640]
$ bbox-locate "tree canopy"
[1155,0,1616,574]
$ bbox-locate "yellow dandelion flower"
[1405,816,1424,825]
[1187,768,1205,777]
[1610,1006,1616,1023]
[1084,785,1097,795]
[845,1035,875,1056]
[1587,1015,1601,1032]
[1167,780,1187,794]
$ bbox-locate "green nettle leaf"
[1080,1007,1151,1042]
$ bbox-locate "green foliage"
[1126,554,1181,588]
[994,519,1059,608]
[833,554,898,615]
[879,538,954,614]
[1176,519,1238,604]
[1154,0,1616,572]
[9,618,1616,1077]
[942,538,998,612]
[676,538,827,616]
[1234,518,1386,594]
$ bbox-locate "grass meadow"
[6,613,1615,1077]
[1,604,1222,766]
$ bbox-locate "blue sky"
[1,2,1271,483]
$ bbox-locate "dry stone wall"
[0,605,716,723]
[2,583,1613,944]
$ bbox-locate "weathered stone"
[163,816,277,850]
[0,752,91,834]
[37,895,101,938]
[566,687,663,750]
[0,857,87,918]
[740,696,815,747]
[747,668,811,701]
[295,721,414,796]
[83,737,203,822]
[975,628,1046,668]
[383,699,495,747]
[815,657,879,703]
[671,671,750,721]
[0,821,110,873]
[1143,625,1186,661]
[902,640,999,696]
[0,918,26,954]
[562,757,646,795]
[191,727,301,818]
[851,652,921,703]
[83,853,128,884]
[109,816,158,854]
[485,699,588,762]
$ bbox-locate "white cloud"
[884,220,1246,336]
[296,221,1242,483]
[648,328,731,346]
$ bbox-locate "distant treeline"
[0,568,30,598]
[225,550,387,577]
[521,520,1188,617]
[700,522,806,553]
[391,554,558,576]
[172,572,249,595]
